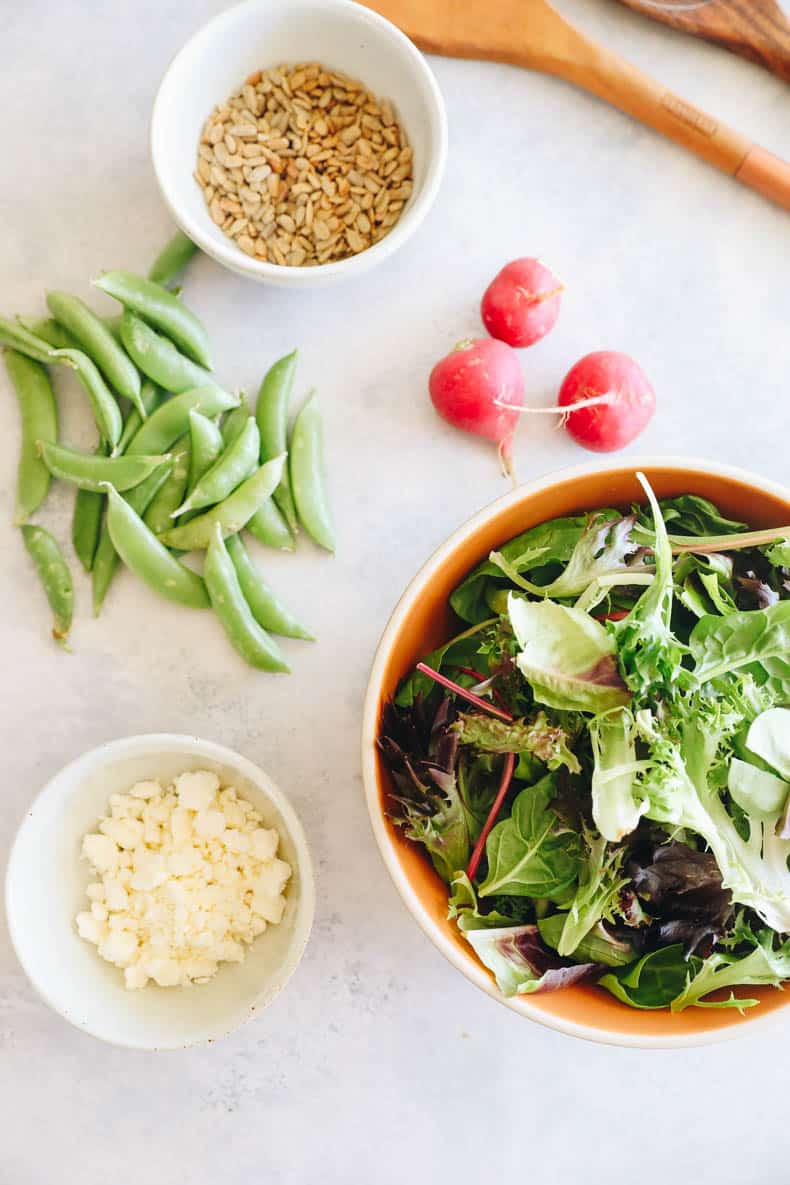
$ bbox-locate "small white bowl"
[150,0,448,286]
[4,734,315,1050]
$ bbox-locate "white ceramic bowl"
[150,0,447,286]
[5,734,315,1050]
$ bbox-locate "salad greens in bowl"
[362,461,790,1045]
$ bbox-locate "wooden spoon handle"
[539,17,790,207]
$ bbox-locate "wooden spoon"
[615,0,790,84]
[360,0,790,210]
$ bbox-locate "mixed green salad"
[379,474,790,1012]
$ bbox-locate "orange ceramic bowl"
[362,458,790,1048]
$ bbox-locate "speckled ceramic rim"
[150,0,448,287]
[361,456,790,1049]
[4,733,316,1050]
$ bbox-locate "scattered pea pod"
[20,317,79,351]
[125,386,238,455]
[148,231,199,287]
[204,525,289,672]
[119,311,220,395]
[91,461,173,615]
[246,498,296,551]
[0,316,68,364]
[290,393,335,552]
[220,400,250,448]
[174,416,260,518]
[226,533,313,641]
[256,351,299,533]
[4,349,58,523]
[20,524,73,649]
[158,453,286,551]
[72,442,107,572]
[46,290,143,413]
[38,440,170,492]
[95,271,212,369]
[117,380,166,454]
[185,409,223,500]
[102,483,209,609]
[143,435,191,535]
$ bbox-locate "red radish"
[429,338,524,475]
[558,351,656,452]
[481,258,563,348]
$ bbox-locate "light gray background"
[1,1,788,1182]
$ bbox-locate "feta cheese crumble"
[75,769,291,990]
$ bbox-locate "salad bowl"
[362,458,790,1047]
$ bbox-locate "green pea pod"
[95,270,212,369]
[4,350,58,523]
[38,440,170,492]
[102,483,209,609]
[174,416,260,518]
[103,314,123,345]
[246,498,296,551]
[92,461,173,615]
[186,409,223,496]
[205,525,289,672]
[46,291,143,413]
[54,347,123,451]
[290,392,335,552]
[220,400,250,448]
[72,442,107,572]
[143,436,191,535]
[0,316,69,364]
[20,524,73,649]
[148,230,199,287]
[227,533,313,641]
[125,386,238,455]
[158,453,286,551]
[256,351,299,533]
[117,381,166,454]
[19,317,79,351]
[119,311,221,395]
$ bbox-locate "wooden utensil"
[615,0,790,84]
[360,0,790,210]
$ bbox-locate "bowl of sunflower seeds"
[151,0,448,285]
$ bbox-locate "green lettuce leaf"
[509,597,630,714]
[589,707,647,842]
[746,707,790,780]
[463,923,600,996]
[453,710,581,772]
[538,913,636,967]
[670,929,790,1012]
[728,758,789,818]
[690,601,790,692]
[478,772,580,901]
[555,828,627,957]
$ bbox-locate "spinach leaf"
[478,772,580,900]
[509,597,630,713]
[394,619,493,707]
[642,495,747,537]
[449,514,599,624]
[598,945,691,1009]
[538,913,636,967]
[690,601,790,690]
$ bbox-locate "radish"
[557,351,656,452]
[428,338,524,475]
[481,258,563,348]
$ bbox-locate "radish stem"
[466,751,517,880]
[415,663,513,721]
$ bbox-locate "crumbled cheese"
[75,771,291,990]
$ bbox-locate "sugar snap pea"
[256,351,299,533]
[125,386,238,456]
[103,314,123,345]
[174,416,259,518]
[119,311,221,395]
[117,381,166,454]
[148,231,199,287]
[19,317,79,351]
[290,393,335,552]
[38,440,170,492]
[185,409,223,498]
[220,400,250,448]
[158,453,286,551]
[205,525,289,672]
[91,461,173,615]
[72,442,107,572]
[246,498,296,551]
[20,524,73,649]
[96,271,212,369]
[0,317,67,364]
[226,533,313,641]
[46,291,143,415]
[102,483,209,609]
[4,349,58,523]
[143,435,191,535]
